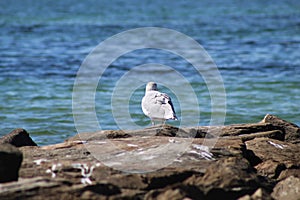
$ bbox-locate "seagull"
[141,82,177,125]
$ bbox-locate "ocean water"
[0,0,299,145]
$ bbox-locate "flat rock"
[0,144,23,183]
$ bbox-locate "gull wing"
[142,91,177,120]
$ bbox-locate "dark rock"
[0,128,37,147]
[154,125,180,137]
[271,176,300,200]
[261,114,300,141]
[105,130,132,139]
[242,148,262,167]
[238,188,273,200]
[0,144,23,183]
[81,183,122,196]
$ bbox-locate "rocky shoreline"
[0,114,300,200]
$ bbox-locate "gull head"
[145,82,158,92]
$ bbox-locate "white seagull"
[141,82,177,125]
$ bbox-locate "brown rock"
[278,169,300,180]
[104,174,148,190]
[0,177,74,199]
[67,130,131,142]
[255,160,286,179]
[0,144,23,183]
[145,170,194,190]
[186,157,260,199]
[145,183,204,200]
[155,125,184,137]
[183,122,282,139]
[261,114,300,141]
[0,128,37,147]
[0,176,122,200]
[246,138,300,179]
[235,130,284,142]
[67,121,285,142]
[4,116,300,199]
[219,123,280,137]
[271,176,300,200]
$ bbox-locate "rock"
[67,120,285,142]
[79,183,122,196]
[66,130,131,142]
[238,188,273,200]
[278,169,300,180]
[234,130,284,142]
[0,144,23,183]
[104,173,149,190]
[255,160,286,179]
[219,123,281,137]
[155,125,184,137]
[105,130,132,139]
[261,114,300,141]
[246,138,300,179]
[271,176,300,200]
[145,183,204,200]
[0,128,37,147]
[0,176,122,200]
[2,115,300,199]
[0,177,74,199]
[185,157,260,199]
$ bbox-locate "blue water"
[0,0,299,145]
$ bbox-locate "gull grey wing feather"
[142,91,176,120]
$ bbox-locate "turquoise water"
[0,0,299,145]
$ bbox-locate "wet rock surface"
[0,114,299,200]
